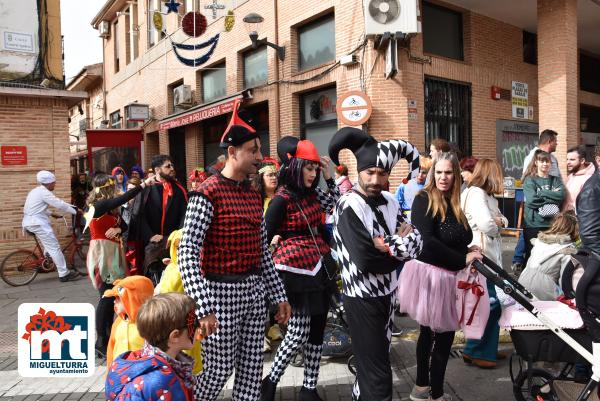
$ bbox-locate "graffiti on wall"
[496,120,539,179]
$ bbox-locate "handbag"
[536,176,560,218]
[455,266,490,340]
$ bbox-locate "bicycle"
[0,217,89,286]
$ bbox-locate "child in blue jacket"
[105,293,201,401]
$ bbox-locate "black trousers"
[415,326,455,399]
[344,293,393,401]
[523,227,544,263]
[96,282,114,352]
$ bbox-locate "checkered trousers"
[268,312,324,389]
[195,275,266,401]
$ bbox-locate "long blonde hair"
[423,152,468,227]
[86,174,116,206]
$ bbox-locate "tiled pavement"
[0,239,521,400]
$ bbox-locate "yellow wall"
[45,0,64,82]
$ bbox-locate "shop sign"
[159,98,237,130]
[1,145,27,165]
[336,91,373,126]
[511,81,529,120]
[125,104,150,122]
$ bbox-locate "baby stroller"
[472,252,600,401]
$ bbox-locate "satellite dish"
[368,0,401,24]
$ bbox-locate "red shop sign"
[1,146,27,165]
[159,98,238,130]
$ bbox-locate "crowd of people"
[21,101,600,401]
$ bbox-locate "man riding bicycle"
[22,170,81,282]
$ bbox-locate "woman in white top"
[460,159,507,369]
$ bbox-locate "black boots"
[298,387,324,401]
[260,377,277,401]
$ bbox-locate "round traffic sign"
[336,91,373,126]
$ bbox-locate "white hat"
[36,170,56,185]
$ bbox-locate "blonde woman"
[399,152,482,401]
[460,159,507,369]
[86,173,156,357]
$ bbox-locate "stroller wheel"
[347,355,356,376]
[513,368,558,401]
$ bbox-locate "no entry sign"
[336,91,373,126]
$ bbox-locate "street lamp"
[243,12,285,61]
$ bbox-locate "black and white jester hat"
[328,127,420,181]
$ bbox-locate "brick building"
[0,0,86,260]
[90,0,600,188]
[66,63,104,174]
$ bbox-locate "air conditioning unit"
[173,84,193,108]
[364,0,419,37]
[98,21,110,38]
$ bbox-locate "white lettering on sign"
[3,31,35,53]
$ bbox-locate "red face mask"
[185,310,199,343]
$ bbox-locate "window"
[110,110,122,128]
[301,87,337,158]
[128,2,139,62]
[114,20,120,72]
[424,77,472,156]
[202,63,226,103]
[147,0,165,48]
[422,2,463,61]
[243,46,268,89]
[581,53,600,95]
[523,31,537,65]
[298,14,335,71]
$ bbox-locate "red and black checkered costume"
[269,187,330,275]
[262,177,340,396]
[178,173,287,401]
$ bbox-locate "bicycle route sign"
[336,91,373,126]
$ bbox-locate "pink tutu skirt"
[397,260,460,332]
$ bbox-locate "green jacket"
[523,175,565,228]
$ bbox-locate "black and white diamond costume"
[178,101,288,401]
[328,127,423,401]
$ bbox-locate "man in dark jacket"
[128,155,188,273]
[577,145,600,256]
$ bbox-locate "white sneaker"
[410,386,430,401]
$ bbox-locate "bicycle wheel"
[513,368,559,401]
[72,242,89,275]
[0,250,40,286]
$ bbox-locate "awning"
[158,90,251,131]
[85,129,143,172]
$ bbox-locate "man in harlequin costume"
[178,99,291,401]
[105,293,199,401]
[328,127,424,401]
